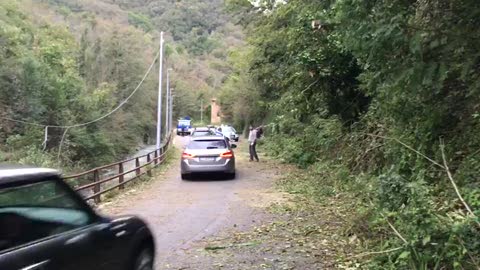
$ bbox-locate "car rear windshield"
[192,131,214,136]
[188,139,226,149]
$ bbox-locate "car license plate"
[200,157,215,161]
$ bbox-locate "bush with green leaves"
[224,0,480,268]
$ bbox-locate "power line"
[1,50,160,129]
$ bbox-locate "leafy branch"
[368,134,479,227]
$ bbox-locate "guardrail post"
[135,157,141,176]
[93,170,101,203]
[119,162,124,189]
[159,148,164,163]
[147,154,152,177]
[154,150,158,165]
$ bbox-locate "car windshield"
[188,140,227,149]
[192,131,214,137]
[0,179,93,252]
[222,127,235,133]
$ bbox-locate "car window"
[222,127,234,133]
[188,140,227,149]
[0,179,94,252]
[192,131,214,137]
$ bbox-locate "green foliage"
[226,0,480,268]
[128,12,153,32]
[0,1,159,169]
[1,0,244,171]
[218,47,266,130]
[184,30,220,56]
[110,0,243,127]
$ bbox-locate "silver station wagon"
[180,136,236,180]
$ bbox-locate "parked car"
[217,125,239,142]
[190,127,216,137]
[0,166,155,270]
[180,136,236,180]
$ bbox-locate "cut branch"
[366,134,444,169]
[381,213,408,244]
[440,139,479,227]
[351,246,404,258]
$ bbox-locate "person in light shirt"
[248,126,259,162]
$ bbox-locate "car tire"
[132,246,154,270]
[234,138,239,142]
[181,173,190,180]
[227,172,236,180]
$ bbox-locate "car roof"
[0,164,60,186]
[190,135,225,141]
[193,127,212,131]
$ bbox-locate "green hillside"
[0,0,242,169]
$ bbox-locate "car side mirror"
[231,144,237,149]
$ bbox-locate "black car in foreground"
[0,166,155,270]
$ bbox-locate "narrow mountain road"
[98,136,287,269]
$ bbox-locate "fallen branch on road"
[204,241,260,251]
[351,246,404,258]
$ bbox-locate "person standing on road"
[248,126,259,162]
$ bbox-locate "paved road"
[99,135,280,269]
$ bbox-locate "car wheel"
[181,173,190,180]
[133,246,154,270]
[227,172,236,180]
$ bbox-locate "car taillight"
[220,150,234,158]
[182,152,195,159]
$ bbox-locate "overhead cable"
[1,50,160,129]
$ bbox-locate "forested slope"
[0,0,242,170]
[222,0,480,268]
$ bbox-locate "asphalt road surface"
[99,135,282,269]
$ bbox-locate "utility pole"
[156,32,164,149]
[165,68,172,135]
[200,99,204,124]
[169,88,174,133]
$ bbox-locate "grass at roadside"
[271,165,365,269]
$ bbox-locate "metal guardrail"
[64,135,172,203]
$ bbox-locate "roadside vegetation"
[0,0,241,171]
[221,0,480,268]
